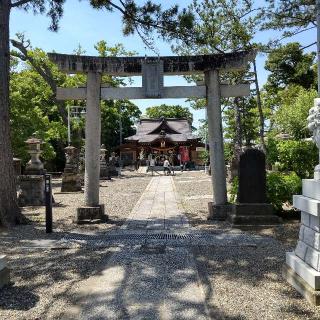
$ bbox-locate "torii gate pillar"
[76,71,107,223]
[205,70,229,219]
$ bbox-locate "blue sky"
[10,0,316,128]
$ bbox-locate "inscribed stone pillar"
[205,70,230,220]
[84,71,102,206]
[230,148,280,226]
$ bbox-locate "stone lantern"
[61,145,82,192]
[100,144,108,178]
[24,134,44,175]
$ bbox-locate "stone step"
[229,214,281,226]
[233,203,274,216]
[293,195,320,216]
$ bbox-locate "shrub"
[266,138,318,178]
[276,140,318,178]
[266,171,302,212]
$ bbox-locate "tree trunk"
[0,1,22,227]
[253,59,267,154]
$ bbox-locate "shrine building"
[119,117,205,166]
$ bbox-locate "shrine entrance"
[49,51,256,223]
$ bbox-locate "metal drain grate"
[62,232,195,243]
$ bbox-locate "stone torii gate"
[48,51,256,223]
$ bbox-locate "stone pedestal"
[17,175,45,206]
[61,146,81,192]
[75,204,107,224]
[283,179,320,305]
[208,202,233,220]
[0,255,10,289]
[61,173,82,192]
[230,203,281,226]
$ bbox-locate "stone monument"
[283,98,320,305]
[108,152,118,177]
[99,144,108,178]
[61,145,82,192]
[229,148,281,226]
[18,135,45,206]
[0,255,10,288]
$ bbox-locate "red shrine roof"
[126,118,200,144]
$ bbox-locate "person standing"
[163,158,171,175]
[149,156,156,176]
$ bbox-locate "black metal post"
[44,174,53,233]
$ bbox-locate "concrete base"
[229,203,281,227]
[283,264,320,306]
[75,204,108,224]
[207,202,233,221]
[61,173,82,192]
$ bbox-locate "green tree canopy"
[272,85,317,140]
[145,104,193,122]
[264,42,316,91]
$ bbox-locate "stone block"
[310,215,320,232]
[301,225,320,250]
[75,204,108,224]
[0,255,7,272]
[299,225,305,241]
[17,175,45,206]
[61,173,82,192]
[286,252,320,290]
[293,195,320,216]
[0,267,10,289]
[302,179,320,201]
[295,240,307,261]
[207,202,232,220]
[305,245,320,271]
[283,263,320,305]
[301,212,310,227]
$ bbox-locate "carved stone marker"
[0,255,10,289]
[61,146,82,192]
[283,98,320,305]
[18,135,45,206]
[229,148,280,226]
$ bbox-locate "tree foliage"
[264,42,316,91]
[259,0,316,46]
[145,104,193,122]
[271,85,317,139]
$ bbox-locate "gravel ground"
[1,170,319,319]
[0,171,151,319]
[175,171,320,319]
